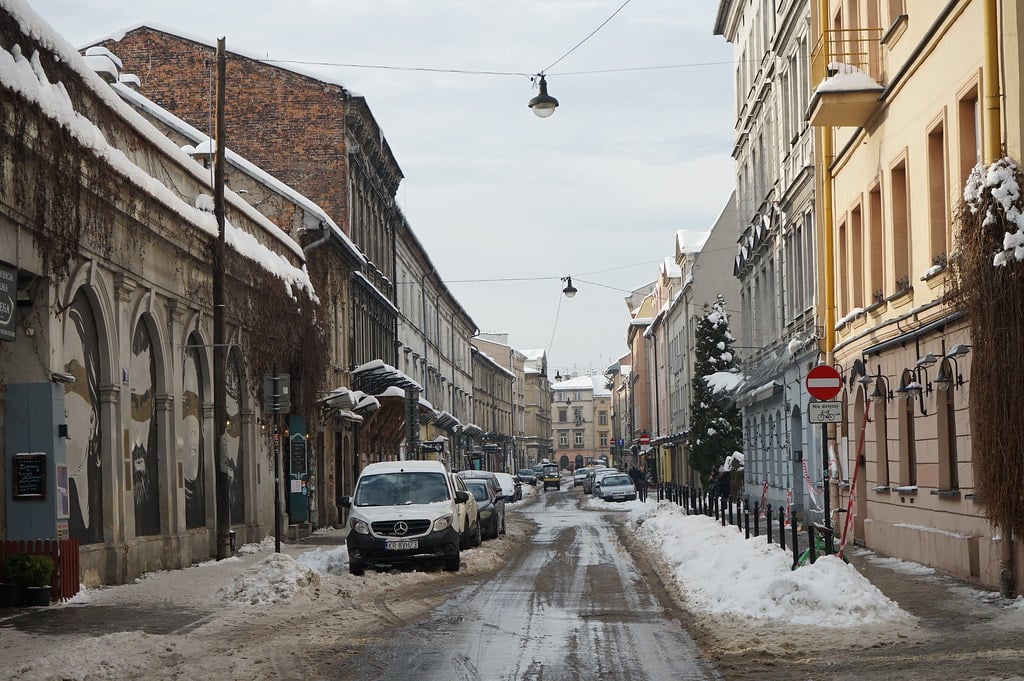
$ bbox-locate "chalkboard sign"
[289,435,307,477]
[13,453,47,499]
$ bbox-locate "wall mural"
[226,349,245,524]
[182,338,206,530]
[63,289,104,545]
[130,318,161,536]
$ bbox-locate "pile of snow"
[629,502,911,627]
[216,553,321,605]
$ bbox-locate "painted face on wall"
[181,340,206,530]
[63,290,104,544]
[130,318,161,536]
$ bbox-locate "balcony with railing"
[808,28,884,128]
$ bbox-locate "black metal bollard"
[791,511,800,566]
[744,507,750,539]
[754,502,760,537]
[779,506,786,551]
[766,503,772,544]
[808,522,817,565]
[727,497,734,526]
[721,495,727,526]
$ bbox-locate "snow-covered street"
[2,486,1023,680]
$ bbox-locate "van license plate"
[385,540,418,550]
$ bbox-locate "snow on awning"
[320,386,375,420]
[352,359,422,395]
[737,380,783,407]
[435,411,463,432]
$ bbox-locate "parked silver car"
[596,473,637,502]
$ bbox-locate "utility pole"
[213,37,230,560]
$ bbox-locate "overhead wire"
[541,0,634,74]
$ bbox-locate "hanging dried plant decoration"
[950,157,1024,537]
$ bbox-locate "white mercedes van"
[339,460,470,575]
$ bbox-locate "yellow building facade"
[812,0,1023,590]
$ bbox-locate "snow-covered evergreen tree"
[686,294,743,485]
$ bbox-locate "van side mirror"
[454,490,469,504]
[337,496,352,508]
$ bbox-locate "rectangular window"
[574,432,584,447]
[559,431,568,447]
[599,411,608,425]
[600,433,608,447]
[851,203,864,308]
[890,159,911,291]
[559,408,567,423]
[803,210,815,310]
[888,0,905,24]
[957,85,980,202]
[928,120,948,264]
[838,219,849,314]
[868,183,884,303]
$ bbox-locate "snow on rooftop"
[1,0,315,301]
[110,85,365,266]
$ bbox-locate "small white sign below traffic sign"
[808,401,843,424]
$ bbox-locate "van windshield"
[354,472,450,506]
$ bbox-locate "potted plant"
[4,554,54,606]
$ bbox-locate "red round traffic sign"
[638,434,650,445]
[805,364,843,401]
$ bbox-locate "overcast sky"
[27,0,736,376]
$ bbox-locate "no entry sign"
[805,364,843,401]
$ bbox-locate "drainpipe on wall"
[982,0,1014,598]
[817,0,838,525]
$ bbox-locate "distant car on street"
[541,463,561,490]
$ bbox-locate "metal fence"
[655,483,837,570]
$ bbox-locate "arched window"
[936,359,959,490]
[874,377,890,487]
[897,369,917,487]
[790,404,804,465]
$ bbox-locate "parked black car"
[463,478,506,539]
[516,468,538,486]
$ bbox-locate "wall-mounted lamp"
[528,75,559,118]
[934,358,964,390]
[946,343,971,358]
[867,368,892,402]
[561,276,578,298]
[895,366,930,415]
[935,344,969,390]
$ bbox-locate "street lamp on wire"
[528,75,559,118]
